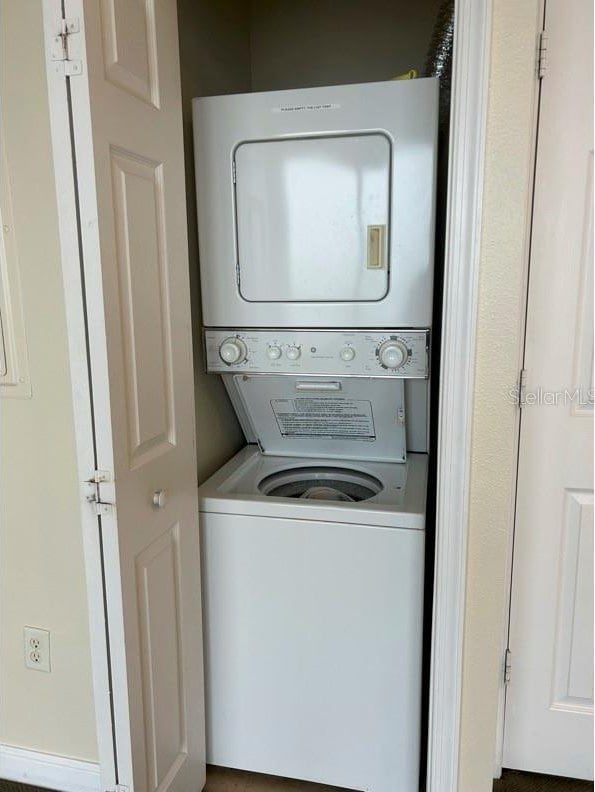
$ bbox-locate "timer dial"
[377,339,408,370]
[219,337,247,365]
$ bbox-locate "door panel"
[100,0,160,107]
[110,147,176,467]
[503,0,594,780]
[136,523,187,790]
[551,491,594,708]
[65,1,205,790]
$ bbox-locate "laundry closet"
[31,1,449,790]
[175,2,447,791]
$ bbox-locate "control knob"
[377,339,408,370]
[219,337,247,365]
[286,345,301,361]
[340,346,355,362]
[267,345,282,360]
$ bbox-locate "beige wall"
[177,0,249,483]
[250,0,441,91]
[0,0,97,762]
[459,2,542,789]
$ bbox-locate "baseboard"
[0,744,100,792]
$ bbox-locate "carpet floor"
[493,769,593,792]
[1,765,593,792]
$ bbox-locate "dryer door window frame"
[233,132,392,304]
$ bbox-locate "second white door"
[503,0,594,780]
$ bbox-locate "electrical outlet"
[24,626,51,672]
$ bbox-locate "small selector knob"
[267,345,282,360]
[286,345,301,361]
[219,336,247,365]
[340,346,355,362]
[377,339,408,370]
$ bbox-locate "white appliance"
[199,446,427,792]
[193,79,438,329]
[193,79,437,792]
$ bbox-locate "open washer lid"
[226,374,406,463]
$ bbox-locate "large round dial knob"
[267,345,282,360]
[340,346,355,362]
[377,339,408,370]
[219,337,247,365]
[286,345,301,361]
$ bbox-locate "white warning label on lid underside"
[271,398,375,440]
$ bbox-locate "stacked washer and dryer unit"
[193,78,438,792]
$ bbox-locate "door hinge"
[537,30,548,79]
[517,368,527,408]
[50,16,83,76]
[504,648,512,685]
[88,469,113,484]
[89,497,115,516]
[85,470,115,516]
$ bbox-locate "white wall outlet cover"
[24,626,51,672]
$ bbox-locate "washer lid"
[228,374,406,463]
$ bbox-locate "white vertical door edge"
[492,1,544,776]
[426,1,492,791]
[41,1,116,789]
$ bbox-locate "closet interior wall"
[177,0,442,483]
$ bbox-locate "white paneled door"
[45,1,205,790]
[503,0,593,780]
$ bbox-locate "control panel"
[204,329,429,378]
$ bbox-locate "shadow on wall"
[177,0,251,483]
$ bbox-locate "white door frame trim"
[427,0,492,790]
[41,0,493,789]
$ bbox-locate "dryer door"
[234,134,391,303]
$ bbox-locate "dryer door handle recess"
[295,381,342,392]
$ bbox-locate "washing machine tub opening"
[258,466,383,502]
